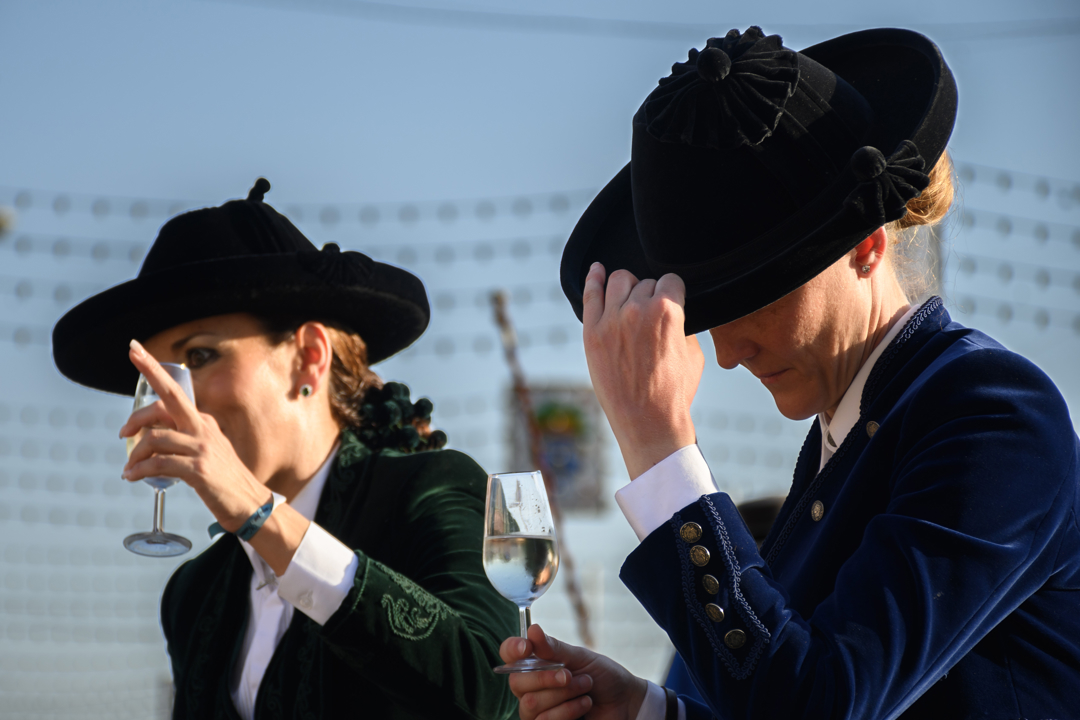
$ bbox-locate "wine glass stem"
[518,605,532,639]
[152,488,166,534]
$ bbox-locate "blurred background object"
[1,0,1078,717]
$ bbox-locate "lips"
[755,369,788,386]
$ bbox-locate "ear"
[293,322,334,397]
[853,227,889,277]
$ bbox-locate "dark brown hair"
[257,314,445,453]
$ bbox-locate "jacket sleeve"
[621,348,1079,719]
[316,448,519,720]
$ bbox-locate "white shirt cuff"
[634,680,686,720]
[615,445,718,542]
[277,522,359,625]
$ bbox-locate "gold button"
[702,574,720,595]
[811,500,824,522]
[679,522,703,544]
[705,603,725,623]
[689,545,710,567]
[724,629,746,649]
[866,421,879,438]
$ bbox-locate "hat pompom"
[636,26,799,151]
[247,178,271,202]
[850,147,887,182]
[697,47,732,83]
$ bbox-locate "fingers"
[128,340,200,432]
[499,636,531,666]
[123,452,196,484]
[581,263,607,327]
[124,427,199,473]
[603,269,640,314]
[508,668,573,697]
[654,273,687,306]
[527,625,595,668]
[519,678,594,720]
[119,401,177,439]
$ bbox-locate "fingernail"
[556,669,569,685]
[590,262,600,272]
[129,339,145,357]
[516,638,526,656]
[120,471,130,481]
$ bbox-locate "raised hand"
[582,263,705,479]
[121,339,272,532]
[500,625,648,720]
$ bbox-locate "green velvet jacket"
[161,431,519,719]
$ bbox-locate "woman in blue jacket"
[500,26,1080,720]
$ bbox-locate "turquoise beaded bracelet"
[208,495,279,541]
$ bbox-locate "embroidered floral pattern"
[376,561,457,641]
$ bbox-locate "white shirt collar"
[818,305,918,470]
[238,441,341,587]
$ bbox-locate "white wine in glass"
[123,363,193,557]
[483,471,563,673]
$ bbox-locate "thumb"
[654,272,687,307]
[527,625,591,667]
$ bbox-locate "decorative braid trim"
[671,501,770,681]
[765,297,941,565]
[861,296,943,413]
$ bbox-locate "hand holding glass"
[483,471,562,673]
[123,363,194,557]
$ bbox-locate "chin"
[768,391,820,422]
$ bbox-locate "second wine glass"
[483,471,563,673]
[123,362,194,557]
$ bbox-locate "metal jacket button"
[702,574,720,595]
[705,603,725,623]
[689,545,710,567]
[679,522,703,544]
[811,500,825,522]
[724,629,746,649]
[866,420,880,438]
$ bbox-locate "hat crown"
[632,33,875,270]
[139,180,316,277]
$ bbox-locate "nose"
[708,324,758,370]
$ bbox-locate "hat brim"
[52,254,429,396]
[561,28,956,333]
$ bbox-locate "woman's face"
[142,313,304,481]
[708,253,876,421]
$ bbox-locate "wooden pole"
[490,290,594,648]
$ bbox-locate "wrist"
[626,676,650,720]
[618,430,697,480]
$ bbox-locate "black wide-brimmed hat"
[53,179,430,396]
[561,27,957,332]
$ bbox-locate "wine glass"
[483,471,563,673]
[123,363,194,557]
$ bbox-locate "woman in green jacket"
[51,179,518,719]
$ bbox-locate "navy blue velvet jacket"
[622,300,1080,719]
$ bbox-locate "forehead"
[144,313,267,352]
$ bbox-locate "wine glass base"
[493,656,565,674]
[124,531,192,557]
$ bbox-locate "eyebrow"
[170,332,220,353]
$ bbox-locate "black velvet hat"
[53,179,430,396]
[561,27,957,332]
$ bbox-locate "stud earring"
[300,384,313,398]
[861,265,871,274]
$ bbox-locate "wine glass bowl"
[123,363,193,557]
[483,471,563,674]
